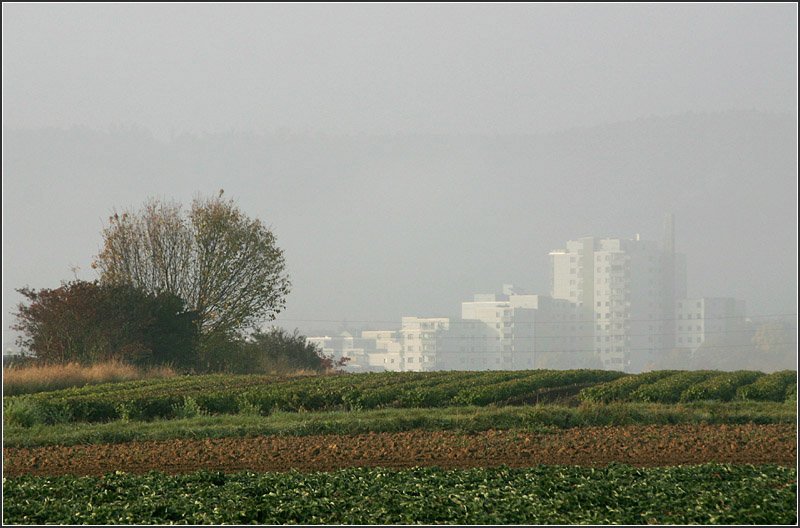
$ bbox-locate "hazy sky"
[3,3,797,137]
[2,4,798,346]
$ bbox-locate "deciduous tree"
[93,191,291,350]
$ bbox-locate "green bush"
[3,396,40,427]
[171,396,207,419]
[786,382,796,402]
[453,370,625,406]
[680,371,764,402]
[578,371,678,403]
[737,370,797,402]
[630,371,717,403]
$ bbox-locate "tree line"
[11,191,346,374]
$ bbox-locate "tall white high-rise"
[549,220,687,372]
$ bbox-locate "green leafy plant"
[2,465,796,525]
[171,396,207,419]
[737,370,797,402]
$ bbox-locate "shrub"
[736,370,797,402]
[11,280,198,369]
[578,371,678,403]
[3,397,39,427]
[452,370,625,406]
[786,382,796,402]
[679,371,764,402]
[630,371,717,403]
[235,395,262,416]
[171,396,208,419]
[2,396,73,427]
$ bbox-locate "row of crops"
[4,369,796,426]
[578,369,797,404]
[4,369,623,425]
[3,464,796,525]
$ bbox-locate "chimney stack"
[662,213,675,254]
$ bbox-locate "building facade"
[674,297,747,354]
[549,230,687,372]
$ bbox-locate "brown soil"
[3,424,795,477]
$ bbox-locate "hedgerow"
[630,371,718,403]
[736,370,797,402]
[578,370,677,403]
[4,369,795,427]
[679,371,764,402]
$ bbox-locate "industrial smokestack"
[662,213,675,254]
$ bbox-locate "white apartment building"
[674,297,746,354]
[436,286,592,370]
[550,233,686,372]
[398,317,450,371]
[360,330,404,371]
[305,217,744,374]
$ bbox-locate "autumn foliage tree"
[92,191,291,357]
[12,280,198,368]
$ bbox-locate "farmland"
[3,368,795,427]
[4,465,796,525]
[3,369,797,524]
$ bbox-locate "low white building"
[674,297,746,354]
[436,286,594,370]
[361,330,403,371]
[398,317,450,371]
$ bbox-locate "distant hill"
[3,110,797,347]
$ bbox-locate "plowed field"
[4,424,795,477]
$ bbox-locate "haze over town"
[2,4,797,371]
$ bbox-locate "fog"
[2,4,797,368]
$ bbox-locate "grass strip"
[3,401,795,449]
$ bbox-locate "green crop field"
[3,369,797,525]
[4,369,795,429]
[3,465,796,525]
